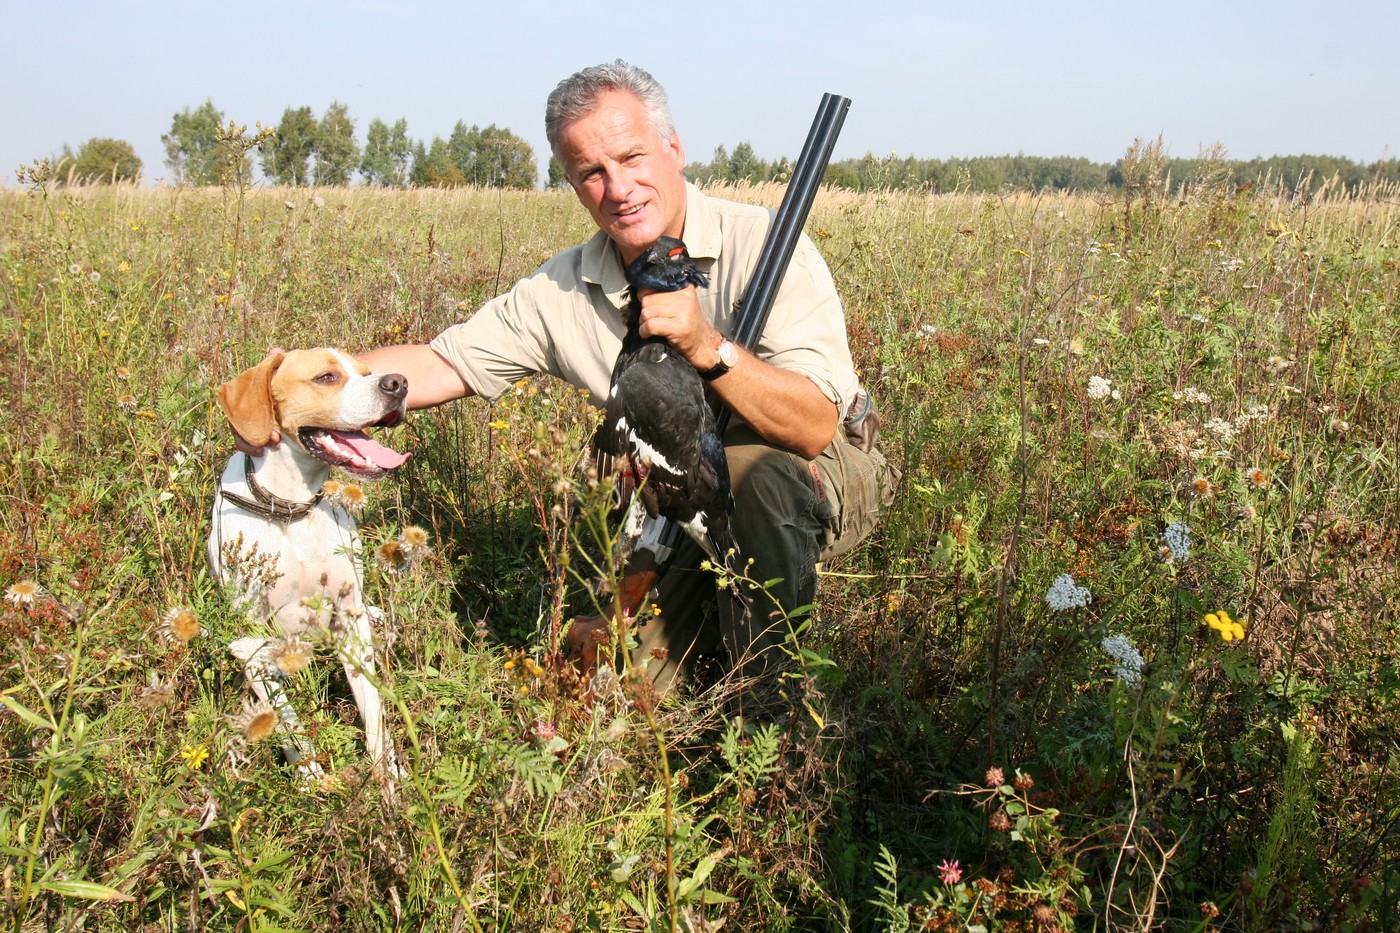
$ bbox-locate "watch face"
[718,340,738,367]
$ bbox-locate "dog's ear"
[218,351,286,447]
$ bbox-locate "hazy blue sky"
[3,0,1396,186]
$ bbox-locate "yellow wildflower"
[1204,610,1247,642]
[180,744,210,770]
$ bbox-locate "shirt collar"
[579,181,722,306]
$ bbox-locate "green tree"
[410,138,466,188]
[259,106,317,185]
[360,117,412,187]
[445,122,537,188]
[546,154,568,189]
[727,141,764,183]
[162,100,249,185]
[64,137,142,184]
[314,101,359,186]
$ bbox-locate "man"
[368,62,892,714]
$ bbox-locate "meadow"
[2,153,1398,931]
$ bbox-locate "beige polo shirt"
[430,182,859,417]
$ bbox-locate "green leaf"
[37,880,135,903]
[1,693,55,731]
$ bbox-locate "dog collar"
[219,454,326,525]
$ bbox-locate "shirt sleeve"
[753,233,860,413]
[428,275,559,402]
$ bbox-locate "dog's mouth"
[299,421,411,479]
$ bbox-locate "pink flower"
[938,859,962,885]
[985,766,1004,788]
[533,721,557,741]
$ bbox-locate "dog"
[208,348,410,782]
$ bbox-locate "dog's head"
[218,349,411,479]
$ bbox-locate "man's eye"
[314,372,340,385]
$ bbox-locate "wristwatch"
[699,338,738,381]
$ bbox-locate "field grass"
[2,159,1399,932]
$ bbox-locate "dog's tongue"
[327,430,411,469]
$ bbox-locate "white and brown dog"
[209,348,410,781]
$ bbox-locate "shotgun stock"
[566,93,852,681]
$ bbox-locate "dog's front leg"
[231,637,325,781]
[337,608,400,782]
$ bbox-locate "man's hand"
[636,286,720,370]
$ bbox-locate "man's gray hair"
[545,60,675,162]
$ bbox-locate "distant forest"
[689,142,1400,196]
[33,98,1398,197]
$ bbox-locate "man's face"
[558,89,687,264]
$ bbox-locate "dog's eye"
[314,372,341,386]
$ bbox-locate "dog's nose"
[379,374,408,398]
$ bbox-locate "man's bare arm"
[358,344,474,410]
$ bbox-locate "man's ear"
[217,351,286,447]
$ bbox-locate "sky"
[3,0,1396,187]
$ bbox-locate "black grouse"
[595,236,739,572]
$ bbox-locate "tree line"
[42,98,1400,197]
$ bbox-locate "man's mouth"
[615,203,645,219]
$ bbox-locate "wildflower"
[1328,417,1350,434]
[988,810,1011,832]
[1086,375,1121,401]
[399,524,430,556]
[321,479,341,498]
[136,670,176,710]
[488,419,509,431]
[1013,770,1035,791]
[1162,522,1191,563]
[160,605,200,643]
[985,766,1005,788]
[88,271,101,284]
[1200,901,1220,919]
[68,263,83,276]
[937,859,962,885]
[534,721,558,741]
[331,483,366,511]
[117,394,138,413]
[115,365,131,381]
[4,579,44,607]
[1173,387,1212,404]
[1204,610,1247,642]
[1203,417,1236,444]
[272,635,313,675]
[1100,633,1144,686]
[1045,573,1091,611]
[1265,355,1294,375]
[230,698,279,743]
[1192,476,1215,498]
[180,744,210,770]
[376,540,408,572]
[1244,466,1271,489]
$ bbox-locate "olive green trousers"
[631,425,894,713]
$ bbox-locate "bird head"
[624,236,710,293]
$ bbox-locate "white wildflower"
[1162,522,1191,562]
[1204,418,1236,444]
[1100,633,1144,686]
[1087,375,1121,401]
[1173,387,1212,405]
[1045,573,1092,611]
